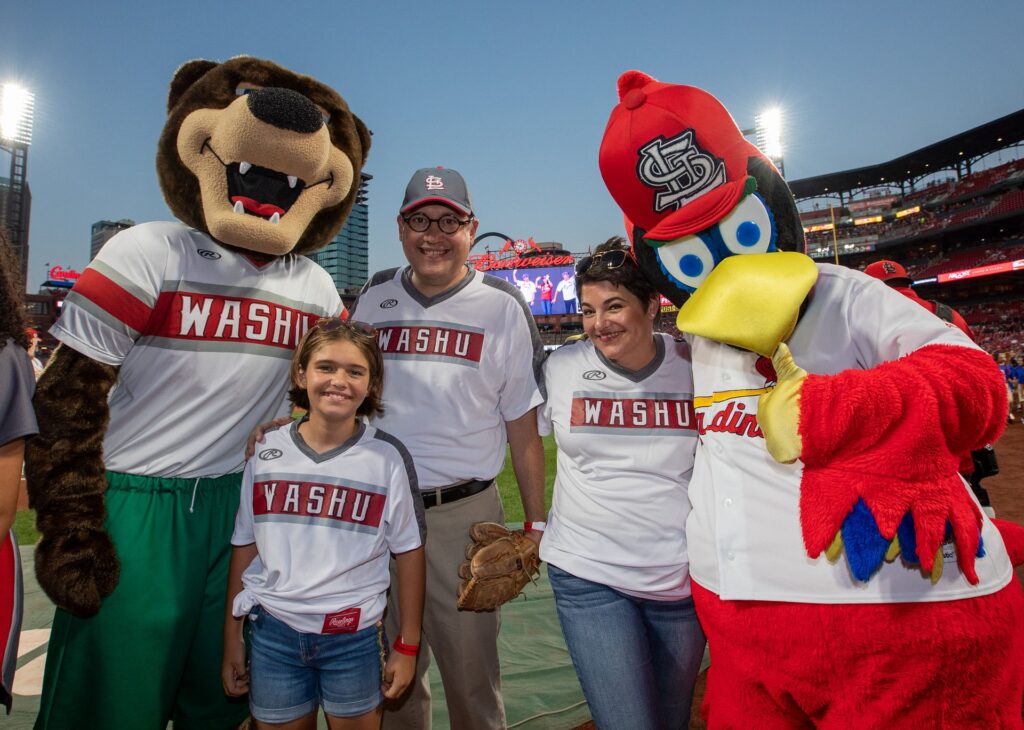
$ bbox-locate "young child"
[222,318,426,729]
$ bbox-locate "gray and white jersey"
[52,221,342,477]
[539,333,698,598]
[232,421,423,633]
[352,266,544,488]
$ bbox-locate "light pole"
[0,82,35,286]
[754,107,785,178]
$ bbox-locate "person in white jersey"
[351,167,546,730]
[539,238,704,729]
[553,269,578,314]
[224,319,425,729]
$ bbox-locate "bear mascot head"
[158,56,370,257]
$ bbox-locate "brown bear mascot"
[26,57,369,729]
[599,70,1024,727]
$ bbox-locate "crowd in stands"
[960,299,1024,355]
[804,158,1024,255]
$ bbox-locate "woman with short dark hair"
[538,237,704,728]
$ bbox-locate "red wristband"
[393,635,419,656]
[524,521,547,533]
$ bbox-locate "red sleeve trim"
[73,268,153,334]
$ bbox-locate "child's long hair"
[288,319,385,418]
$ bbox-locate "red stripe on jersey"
[0,535,17,689]
[252,480,386,528]
[144,291,320,349]
[376,325,484,363]
[570,396,696,430]
[73,268,153,333]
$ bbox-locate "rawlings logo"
[258,448,283,460]
[424,175,445,191]
[380,299,399,309]
[197,249,222,260]
[636,129,727,212]
[322,607,361,634]
[582,370,607,380]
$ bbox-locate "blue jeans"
[247,606,385,723]
[548,564,705,730]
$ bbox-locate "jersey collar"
[400,265,475,308]
[290,417,367,463]
[594,333,666,383]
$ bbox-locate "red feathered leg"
[693,581,1024,728]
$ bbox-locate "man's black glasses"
[402,212,474,235]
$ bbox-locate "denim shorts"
[247,605,385,723]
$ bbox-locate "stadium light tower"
[754,107,785,178]
[0,82,35,286]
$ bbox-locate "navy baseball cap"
[400,167,473,216]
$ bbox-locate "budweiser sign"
[468,252,575,271]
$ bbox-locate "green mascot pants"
[35,471,250,730]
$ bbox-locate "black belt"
[421,479,493,509]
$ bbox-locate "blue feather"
[840,498,890,582]
[896,511,919,565]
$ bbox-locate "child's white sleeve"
[231,459,257,546]
[384,448,425,554]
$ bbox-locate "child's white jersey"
[51,222,342,478]
[232,420,424,634]
[351,266,545,488]
[538,334,698,599]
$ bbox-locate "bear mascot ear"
[353,115,372,168]
[167,60,218,112]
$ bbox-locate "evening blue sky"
[4,0,1022,289]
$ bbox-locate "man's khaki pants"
[383,483,507,730]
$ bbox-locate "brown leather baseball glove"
[457,522,540,611]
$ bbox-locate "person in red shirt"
[865,259,998,516]
[863,260,974,337]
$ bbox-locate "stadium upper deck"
[790,109,1024,354]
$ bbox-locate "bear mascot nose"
[246,86,324,133]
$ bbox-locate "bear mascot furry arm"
[25,57,370,618]
[597,71,1024,726]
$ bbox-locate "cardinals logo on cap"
[425,175,445,191]
[637,130,727,213]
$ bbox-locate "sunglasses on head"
[313,318,376,337]
[574,248,635,277]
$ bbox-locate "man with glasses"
[351,167,546,730]
[554,270,578,314]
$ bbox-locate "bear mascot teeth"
[599,70,1024,727]
[25,57,369,729]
